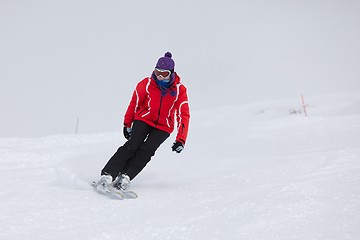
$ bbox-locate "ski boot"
[95,174,113,192]
[113,173,131,191]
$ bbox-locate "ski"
[91,182,138,200]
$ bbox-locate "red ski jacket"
[124,73,190,144]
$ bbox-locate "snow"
[1,93,360,240]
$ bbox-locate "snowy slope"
[1,93,360,240]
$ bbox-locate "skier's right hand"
[123,127,132,140]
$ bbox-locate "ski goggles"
[154,68,171,78]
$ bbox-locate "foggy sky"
[1,0,359,138]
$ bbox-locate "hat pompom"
[164,52,172,58]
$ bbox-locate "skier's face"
[154,68,171,80]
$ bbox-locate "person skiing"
[95,52,190,192]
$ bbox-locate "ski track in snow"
[1,93,360,240]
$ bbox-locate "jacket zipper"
[154,95,163,125]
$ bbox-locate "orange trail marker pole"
[301,95,307,117]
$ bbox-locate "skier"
[95,52,190,192]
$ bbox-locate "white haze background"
[1,0,359,138]
[1,1,360,240]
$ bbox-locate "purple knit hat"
[155,52,175,72]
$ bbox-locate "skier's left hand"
[123,127,132,140]
[172,141,184,153]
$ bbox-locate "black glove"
[172,141,184,153]
[123,127,132,140]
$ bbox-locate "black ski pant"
[101,120,170,180]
